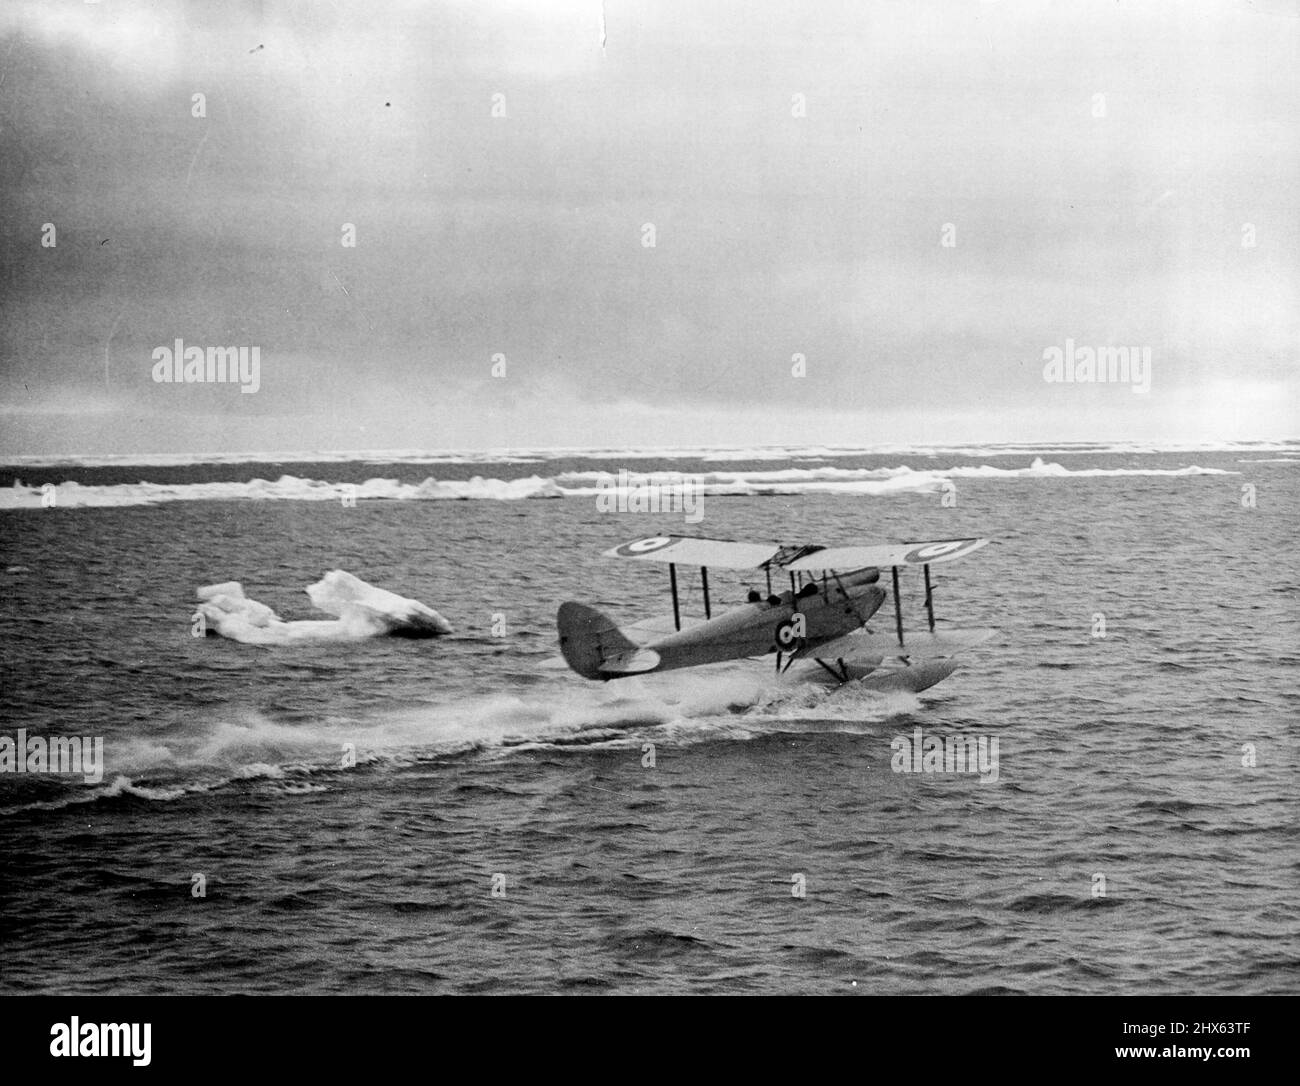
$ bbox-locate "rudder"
[557,601,639,680]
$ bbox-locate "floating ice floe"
[0,457,1239,510]
[0,473,564,508]
[195,570,452,644]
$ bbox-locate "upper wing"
[785,537,990,571]
[603,535,780,569]
[602,535,990,571]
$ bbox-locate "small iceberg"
[196,570,452,644]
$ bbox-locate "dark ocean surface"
[1,446,1297,994]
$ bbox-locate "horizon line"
[2,436,1297,466]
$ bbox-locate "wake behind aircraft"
[557,534,995,693]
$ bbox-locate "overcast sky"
[0,0,1295,456]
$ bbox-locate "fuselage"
[643,567,886,673]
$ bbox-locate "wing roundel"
[612,536,678,557]
[900,538,989,564]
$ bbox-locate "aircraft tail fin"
[558,602,654,680]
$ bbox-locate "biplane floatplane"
[557,535,994,692]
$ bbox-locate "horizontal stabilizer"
[597,648,662,675]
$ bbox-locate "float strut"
[891,566,904,647]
